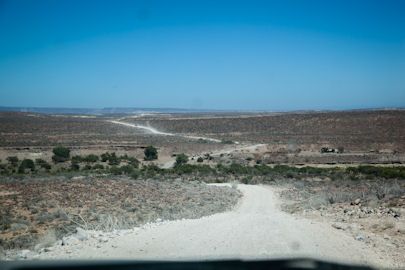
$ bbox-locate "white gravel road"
[38,184,388,267]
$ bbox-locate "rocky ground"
[276,179,405,267]
[0,178,241,259]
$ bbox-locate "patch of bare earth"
[276,179,405,267]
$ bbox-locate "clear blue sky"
[0,0,404,110]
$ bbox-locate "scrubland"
[1,110,405,265]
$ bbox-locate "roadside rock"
[74,227,88,241]
[398,226,405,234]
[62,236,80,246]
[17,249,37,259]
[97,237,109,243]
[353,199,361,205]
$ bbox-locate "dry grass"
[0,178,241,250]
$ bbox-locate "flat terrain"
[1,110,404,166]
[35,184,395,268]
[1,109,405,268]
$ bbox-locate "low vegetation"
[144,146,158,161]
[0,178,241,251]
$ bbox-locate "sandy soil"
[36,184,391,268]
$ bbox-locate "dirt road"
[38,184,388,267]
[109,120,221,143]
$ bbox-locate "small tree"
[108,152,120,165]
[18,159,35,173]
[197,157,204,163]
[52,146,70,163]
[337,146,344,153]
[176,153,188,165]
[144,146,158,161]
[101,153,110,162]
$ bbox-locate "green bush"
[108,153,120,165]
[131,170,141,179]
[82,164,92,170]
[197,157,204,163]
[52,146,70,163]
[121,165,134,175]
[84,154,99,163]
[110,166,122,175]
[18,159,35,173]
[100,152,120,165]
[7,156,19,167]
[175,153,188,165]
[144,146,158,161]
[92,164,104,170]
[34,159,52,170]
[100,153,109,162]
[71,155,83,163]
[128,157,140,168]
[70,162,80,171]
[35,158,46,165]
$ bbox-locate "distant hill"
[0,106,225,115]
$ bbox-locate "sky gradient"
[0,0,404,110]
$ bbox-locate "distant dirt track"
[39,184,390,268]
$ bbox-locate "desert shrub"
[100,152,119,164]
[172,164,195,175]
[226,163,251,175]
[41,162,51,170]
[35,158,46,165]
[0,164,10,175]
[197,157,204,163]
[240,176,252,184]
[92,164,104,170]
[110,166,122,175]
[346,166,405,179]
[246,157,253,161]
[256,159,262,164]
[7,234,33,249]
[84,154,99,163]
[100,153,109,162]
[82,164,92,170]
[175,153,188,165]
[7,156,19,167]
[108,153,120,165]
[34,158,51,170]
[119,155,140,167]
[120,165,134,175]
[70,162,80,171]
[142,164,162,177]
[128,157,140,168]
[221,140,234,144]
[71,155,84,163]
[18,159,35,173]
[337,146,344,153]
[144,146,158,161]
[131,170,141,179]
[52,146,70,163]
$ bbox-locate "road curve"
[39,185,387,267]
